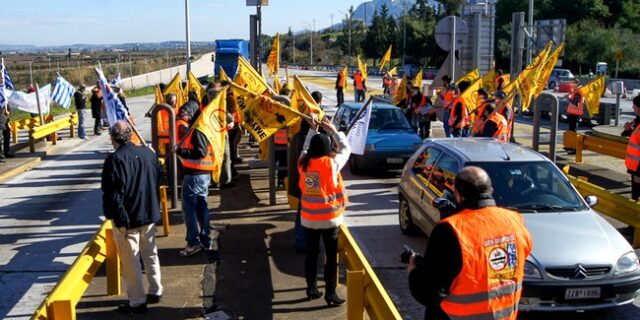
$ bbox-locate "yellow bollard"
[160,185,170,236]
[48,299,75,320]
[347,270,365,320]
[105,222,121,296]
[575,135,584,163]
[634,229,640,248]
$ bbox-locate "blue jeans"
[77,109,86,139]
[295,202,307,250]
[443,112,451,137]
[181,174,211,247]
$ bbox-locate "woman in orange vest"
[479,103,509,142]
[408,166,532,320]
[623,96,640,200]
[448,86,470,137]
[494,91,515,142]
[566,88,584,132]
[298,117,351,306]
[470,88,490,137]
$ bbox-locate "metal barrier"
[562,131,627,163]
[160,185,170,236]
[10,115,54,143]
[31,220,121,320]
[338,225,402,320]
[562,166,640,248]
[29,113,79,153]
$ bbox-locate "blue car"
[333,102,423,174]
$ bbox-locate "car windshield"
[468,161,587,213]
[350,107,412,130]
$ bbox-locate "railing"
[338,224,403,320]
[562,131,626,163]
[563,165,640,248]
[31,220,121,320]
[9,115,53,143]
[29,113,79,152]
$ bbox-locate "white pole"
[450,16,456,82]
[29,61,34,85]
[35,83,44,124]
[526,0,534,65]
[185,0,192,74]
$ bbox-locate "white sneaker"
[179,245,202,257]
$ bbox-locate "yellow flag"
[235,56,271,95]
[456,68,480,86]
[534,43,565,96]
[413,68,423,89]
[379,45,392,72]
[163,72,185,109]
[341,66,348,88]
[274,73,282,94]
[231,86,301,143]
[291,75,325,120]
[218,66,230,82]
[388,66,398,77]
[266,33,280,76]
[285,67,292,90]
[481,69,496,93]
[357,55,368,80]
[154,84,164,104]
[577,76,606,116]
[459,78,483,113]
[511,41,553,111]
[191,87,227,183]
[393,75,408,106]
[186,70,206,103]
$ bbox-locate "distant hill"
[0,41,217,53]
[325,0,438,30]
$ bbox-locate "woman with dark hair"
[298,117,351,306]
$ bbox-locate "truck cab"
[214,39,250,79]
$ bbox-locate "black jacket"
[409,197,496,320]
[177,129,211,176]
[74,91,86,110]
[101,142,161,229]
[90,94,102,118]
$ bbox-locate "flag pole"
[228,82,312,121]
[345,96,374,134]
[35,83,45,125]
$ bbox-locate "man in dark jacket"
[101,121,163,314]
[74,85,87,139]
[90,86,103,135]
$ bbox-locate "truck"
[214,39,250,79]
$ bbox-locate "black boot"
[306,287,323,301]
[324,292,345,307]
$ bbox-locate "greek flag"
[110,73,121,87]
[0,60,13,106]
[96,67,128,127]
[51,73,75,109]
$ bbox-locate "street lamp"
[184,0,192,74]
[392,0,408,65]
[339,10,352,64]
[302,21,315,65]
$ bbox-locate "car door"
[422,152,461,230]
[405,145,443,233]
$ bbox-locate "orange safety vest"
[178,129,216,171]
[354,73,365,91]
[274,128,288,145]
[625,125,640,172]
[471,102,489,136]
[337,72,346,88]
[298,156,347,222]
[443,90,455,109]
[567,91,584,116]
[176,119,190,142]
[440,207,532,320]
[448,97,470,129]
[497,104,514,141]
[484,112,509,142]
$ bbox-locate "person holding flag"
[353,70,366,102]
[447,83,470,137]
[0,60,14,161]
[335,67,347,106]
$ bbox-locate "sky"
[0,0,369,46]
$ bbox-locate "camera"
[400,245,421,264]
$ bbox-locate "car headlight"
[364,144,375,153]
[524,261,542,279]
[615,252,640,275]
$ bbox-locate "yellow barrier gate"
[563,166,640,248]
[160,185,170,236]
[338,225,403,320]
[29,113,78,153]
[9,116,54,144]
[31,220,120,320]
[563,131,626,163]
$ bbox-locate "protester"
[101,121,163,315]
[273,92,292,188]
[478,103,509,142]
[335,70,345,106]
[448,83,470,137]
[383,72,393,95]
[415,93,434,139]
[495,69,505,91]
[408,86,423,132]
[408,166,532,320]
[90,86,103,136]
[623,95,640,200]
[298,117,351,306]
[494,91,515,142]
[0,105,9,162]
[437,76,454,137]
[311,91,323,111]
[470,88,490,137]
[219,87,238,186]
[353,70,366,102]
[566,87,584,133]
[227,89,243,164]
[73,85,87,140]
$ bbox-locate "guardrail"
[29,113,78,152]
[31,220,121,320]
[562,131,626,163]
[338,224,403,320]
[9,115,54,143]
[563,165,640,248]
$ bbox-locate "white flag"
[8,84,51,114]
[346,103,372,155]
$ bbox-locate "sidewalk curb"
[0,157,42,182]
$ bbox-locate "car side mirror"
[432,197,457,219]
[585,195,598,207]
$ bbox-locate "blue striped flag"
[95,67,128,127]
[110,73,121,87]
[51,73,75,109]
[0,63,8,107]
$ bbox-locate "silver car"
[398,138,640,311]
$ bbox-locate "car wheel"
[399,196,419,236]
[349,157,363,175]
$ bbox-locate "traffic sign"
[615,51,624,61]
[435,16,468,51]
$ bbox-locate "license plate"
[564,287,601,300]
[387,158,403,164]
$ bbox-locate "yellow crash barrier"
[338,225,403,320]
[9,115,54,143]
[563,131,626,163]
[31,220,120,320]
[29,113,79,153]
[160,185,170,236]
[563,166,640,248]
